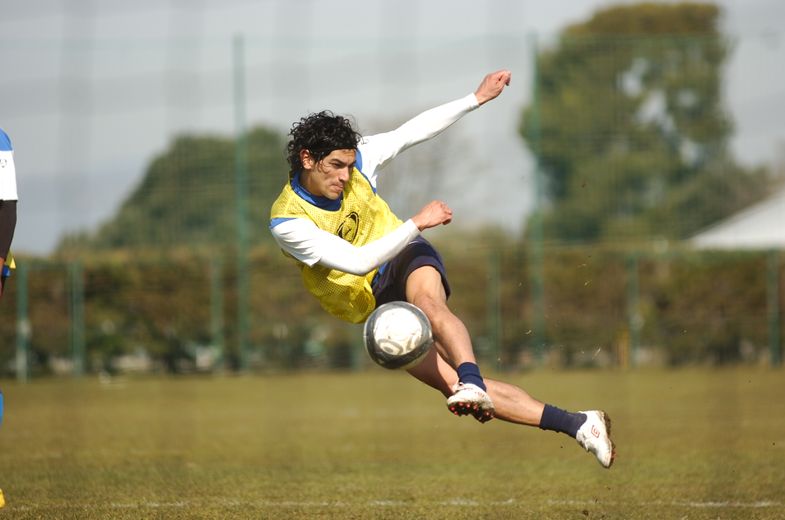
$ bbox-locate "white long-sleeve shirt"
[0,129,18,201]
[270,92,479,275]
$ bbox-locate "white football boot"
[446,382,495,423]
[575,410,616,468]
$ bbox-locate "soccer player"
[0,128,18,300]
[269,70,615,468]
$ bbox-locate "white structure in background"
[691,187,785,250]
[690,186,784,367]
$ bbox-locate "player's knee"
[411,294,446,318]
[419,302,459,335]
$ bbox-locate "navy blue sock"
[456,362,486,391]
[539,404,586,438]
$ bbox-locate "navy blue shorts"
[372,236,451,307]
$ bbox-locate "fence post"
[487,249,502,368]
[233,33,250,371]
[210,259,225,369]
[626,253,641,367]
[528,32,546,365]
[69,260,85,376]
[767,250,781,367]
[15,263,29,382]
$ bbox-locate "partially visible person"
[0,128,18,300]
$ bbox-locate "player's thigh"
[406,341,457,397]
[405,265,447,309]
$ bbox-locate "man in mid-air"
[269,70,615,468]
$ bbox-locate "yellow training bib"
[271,170,402,323]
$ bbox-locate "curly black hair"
[285,111,361,178]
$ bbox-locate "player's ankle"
[456,362,486,391]
[538,404,586,438]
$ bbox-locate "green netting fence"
[1,30,782,377]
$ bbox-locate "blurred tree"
[520,2,771,243]
[48,127,289,372]
[57,126,287,252]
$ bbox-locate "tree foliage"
[58,126,288,252]
[520,2,770,243]
[2,242,776,375]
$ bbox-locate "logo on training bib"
[337,212,360,243]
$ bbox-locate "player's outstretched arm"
[359,69,512,177]
[474,69,512,105]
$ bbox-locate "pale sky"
[1,0,783,254]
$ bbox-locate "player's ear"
[300,149,315,170]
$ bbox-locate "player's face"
[301,148,356,200]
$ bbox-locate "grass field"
[1,368,784,519]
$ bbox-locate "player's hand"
[411,200,453,231]
[474,69,511,105]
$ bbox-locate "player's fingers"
[493,69,511,84]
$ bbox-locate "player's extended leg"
[407,348,616,468]
[405,265,494,421]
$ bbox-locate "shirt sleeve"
[357,93,479,186]
[271,218,421,275]
[0,129,18,201]
[0,129,12,151]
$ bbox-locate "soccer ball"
[363,301,433,370]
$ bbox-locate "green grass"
[1,368,784,519]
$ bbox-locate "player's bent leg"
[406,344,494,422]
[405,266,476,367]
[405,267,495,422]
[406,345,453,397]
